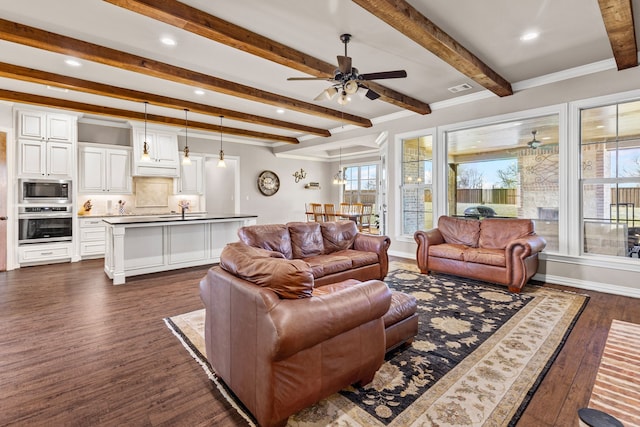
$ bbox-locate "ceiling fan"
[287,34,407,105]
[528,130,542,149]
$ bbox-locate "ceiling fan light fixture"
[337,91,350,105]
[344,80,359,95]
[528,130,542,149]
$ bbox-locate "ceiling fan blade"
[337,55,352,74]
[287,77,333,81]
[360,70,407,80]
[365,89,380,100]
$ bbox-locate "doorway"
[1,131,7,271]
[205,156,239,214]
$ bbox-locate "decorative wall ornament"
[257,170,280,196]
[292,168,307,183]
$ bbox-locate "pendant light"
[182,108,191,165]
[217,115,226,168]
[140,101,151,162]
[333,147,346,185]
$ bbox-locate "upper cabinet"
[18,110,74,143]
[131,127,179,177]
[16,110,76,179]
[78,143,132,194]
[176,154,204,194]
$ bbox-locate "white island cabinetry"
[103,214,257,284]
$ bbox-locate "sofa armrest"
[269,280,392,360]
[414,229,444,273]
[506,234,547,259]
[353,233,391,278]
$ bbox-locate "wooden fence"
[457,188,516,205]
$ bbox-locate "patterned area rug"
[586,319,640,426]
[165,262,588,426]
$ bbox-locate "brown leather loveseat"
[200,241,392,427]
[414,215,546,292]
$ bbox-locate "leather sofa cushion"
[220,242,313,299]
[304,254,352,278]
[287,222,325,259]
[238,223,293,259]
[320,221,358,252]
[479,218,534,250]
[463,247,506,267]
[333,249,379,268]
[438,216,480,247]
[429,243,467,261]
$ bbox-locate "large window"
[580,100,640,258]
[445,115,560,252]
[343,164,378,206]
[401,135,432,235]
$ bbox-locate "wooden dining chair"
[311,203,324,222]
[360,204,373,232]
[339,203,351,214]
[324,204,337,221]
[305,203,316,222]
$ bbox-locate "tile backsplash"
[78,177,201,216]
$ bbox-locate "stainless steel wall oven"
[18,206,72,244]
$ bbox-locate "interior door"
[379,139,389,236]
[1,131,7,271]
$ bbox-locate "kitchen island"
[103,213,257,284]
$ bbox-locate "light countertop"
[101,213,257,225]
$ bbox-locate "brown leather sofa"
[237,220,391,286]
[200,242,393,427]
[414,215,546,292]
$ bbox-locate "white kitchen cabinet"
[132,127,179,177]
[18,242,72,265]
[18,110,74,143]
[79,217,107,258]
[176,154,203,194]
[18,139,73,179]
[78,144,131,194]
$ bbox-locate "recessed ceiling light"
[194,89,205,96]
[596,125,605,129]
[276,108,285,114]
[520,31,539,41]
[64,59,81,67]
[161,37,177,46]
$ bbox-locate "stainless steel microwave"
[19,179,72,204]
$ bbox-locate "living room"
[1,1,640,426]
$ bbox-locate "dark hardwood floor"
[0,258,638,426]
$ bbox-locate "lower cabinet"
[18,242,72,265]
[79,217,107,258]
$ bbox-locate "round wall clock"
[257,170,280,196]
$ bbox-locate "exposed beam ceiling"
[0,62,329,137]
[351,0,513,97]
[103,0,432,115]
[0,18,372,128]
[0,89,299,144]
[598,0,638,70]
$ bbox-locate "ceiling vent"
[448,83,473,93]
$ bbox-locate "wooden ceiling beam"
[351,0,513,97]
[103,0,431,115]
[0,89,299,144]
[0,18,372,128]
[0,62,329,137]
[598,0,638,70]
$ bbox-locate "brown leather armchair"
[200,243,392,427]
[414,216,546,292]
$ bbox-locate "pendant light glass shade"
[217,115,226,168]
[182,108,191,165]
[333,147,346,185]
[140,101,151,162]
